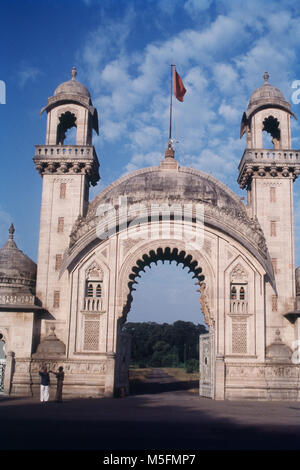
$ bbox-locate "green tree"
[123,320,207,367]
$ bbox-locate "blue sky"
[0,0,299,324]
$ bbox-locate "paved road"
[130,368,198,394]
[1,368,300,450]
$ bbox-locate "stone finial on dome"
[71,66,77,81]
[2,223,17,250]
[160,139,178,170]
[263,71,269,84]
[8,223,15,240]
[165,139,175,158]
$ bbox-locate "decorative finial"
[275,329,282,342]
[167,139,174,151]
[71,66,77,81]
[48,325,57,337]
[8,223,15,240]
[263,71,269,84]
[164,139,174,159]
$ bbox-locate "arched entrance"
[116,242,216,398]
[122,252,212,396]
[0,334,6,394]
[60,164,275,400]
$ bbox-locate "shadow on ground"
[1,390,300,450]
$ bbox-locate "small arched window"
[262,115,280,149]
[56,111,77,145]
[239,287,245,300]
[87,283,94,297]
[96,284,102,298]
[231,286,237,300]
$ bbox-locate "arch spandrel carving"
[62,165,275,292]
[85,261,104,281]
[230,262,249,283]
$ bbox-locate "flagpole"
[169,64,175,143]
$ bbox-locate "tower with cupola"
[33,67,100,342]
[238,72,300,348]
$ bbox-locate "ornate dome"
[64,162,275,291]
[0,224,36,293]
[88,165,246,217]
[249,74,285,105]
[245,72,295,119]
[54,67,90,98]
[40,67,99,136]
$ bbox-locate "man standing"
[50,366,64,402]
[39,365,50,402]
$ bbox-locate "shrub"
[185,359,199,373]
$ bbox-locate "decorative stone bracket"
[33,145,100,186]
[238,149,300,189]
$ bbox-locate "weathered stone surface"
[33,326,66,358]
[266,330,292,363]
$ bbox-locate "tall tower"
[33,67,100,328]
[238,73,300,345]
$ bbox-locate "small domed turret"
[246,72,293,118]
[40,67,99,145]
[240,72,297,149]
[0,224,36,297]
[54,66,91,99]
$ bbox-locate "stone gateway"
[0,69,300,400]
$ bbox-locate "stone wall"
[10,357,108,398]
[225,362,300,400]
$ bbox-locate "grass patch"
[162,367,199,382]
[162,367,199,394]
[129,367,152,383]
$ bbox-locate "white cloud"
[213,63,238,94]
[124,151,162,173]
[184,0,213,15]
[76,0,300,191]
[218,102,240,122]
[18,65,41,88]
[101,120,127,141]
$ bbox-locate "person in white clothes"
[39,365,50,402]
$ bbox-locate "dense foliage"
[123,321,207,370]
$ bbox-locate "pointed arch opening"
[56,111,77,145]
[119,246,210,392]
[262,115,281,149]
[121,246,207,325]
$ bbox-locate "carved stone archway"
[117,238,215,328]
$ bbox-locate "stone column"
[104,352,116,397]
[215,353,225,400]
[3,351,15,395]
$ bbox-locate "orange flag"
[174,67,186,102]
